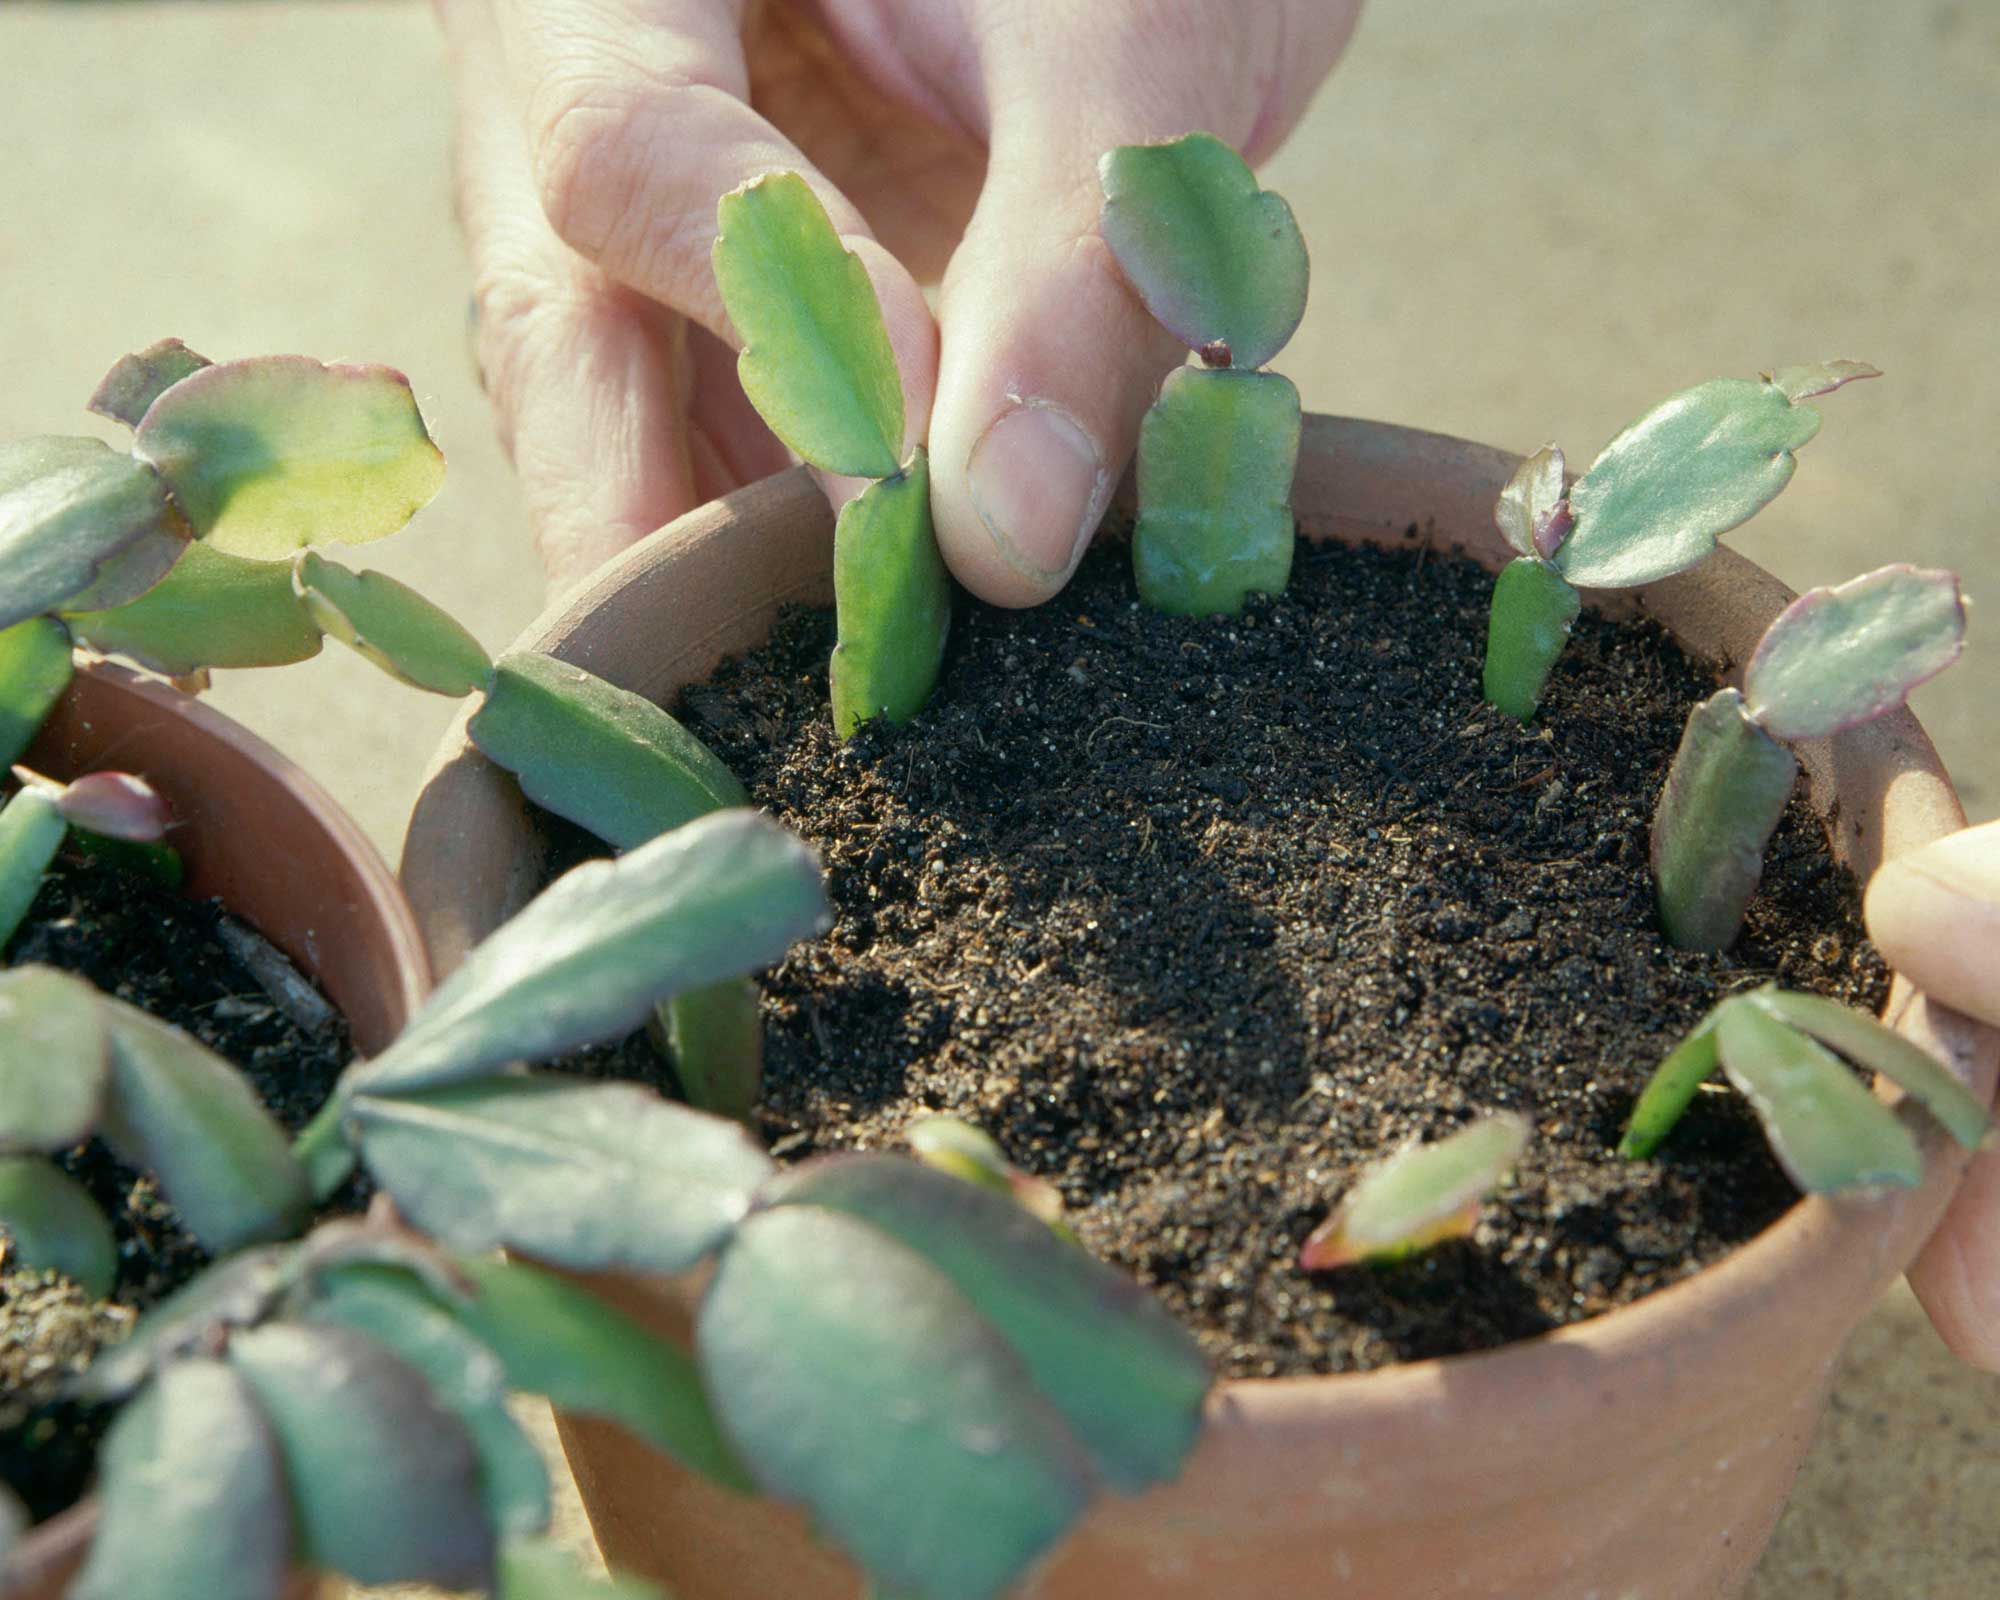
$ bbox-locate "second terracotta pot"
[4,663,429,1600]
[402,414,1998,1600]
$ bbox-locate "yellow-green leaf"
[132,355,445,557]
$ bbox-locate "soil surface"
[642,531,1887,1381]
[0,844,351,1518]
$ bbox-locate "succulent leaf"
[87,338,214,429]
[1765,359,1880,404]
[1714,993,1923,1191]
[1481,555,1582,721]
[498,1538,666,1600]
[1494,444,1566,560]
[0,435,187,630]
[0,616,74,768]
[72,1244,295,1403]
[905,1115,1069,1230]
[1555,374,1847,589]
[445,1252,750,1491]
[0,965,109,1151]
[1617,1004,1724,1160]
[713,172,904,477]
[1650,688,1800,951]
[829,450,950,735]
[766,1155,1207,1493]
[1300,1113,1530,1270]
[309,1264,552,1541]
[0,1484,21,1562]
[468,652,746,850]
[50,771,170,842]
[0,1156,118,1296]
[229,1320,497,1590]
[293,551,493,697]
[350,809,824,1096]
[0,784,68,953]
[1098,133,1308,371]
[70,1357,292,1600]
[1750,986,1990,1150]
[1742,565,1966,741]
[63,540,325,674]
[96,995,313,1253]
[700,1203,1094,1600]
[131,356,445,557]
[663,977,763,1126]
[351,1074,774,1273]
[1133,367,1299,616]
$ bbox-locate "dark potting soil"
[0,845,352,1519]
[561,531,1887,1381]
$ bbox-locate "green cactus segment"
[1650,688,1800,952]
[1742,565,1966,742]
[63,541,324,675]
[1751,986,1990,1150]
[0,616,73,768]
[96,998,312,1253]
[714,172,904,478]
[700,1204,1094,1600]
[0,435,187,630]
[353,810,821,1095]
[229,1321,498,1591]
[74,1244,294,1402]
[499,1539,667,1600]
[1714,993,1923,1192]
[87,338,214,429]
[1556,376,1829,590]
[1098,133,1308,371]
[131,356,446,557]
[309,1265,552,1541]
[447,1252,751,1491]
[664,977,763,1126]
[70,1357,292,1600]
[1133,367,1300,616]
[469,653,745,850]
[293,552,493,697]
[0,1157,117,1296]
[1617,1006,1724,1159]
[767,1157,1208,1493]
[1481,556,1582,721]
[0,966,109,1151]
[1300,1113,1531,1270]
[829,451,950,736]
[0,785,68,953]
[351,1075,774,1273]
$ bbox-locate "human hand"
[434,0,1358,594]
[1866,818,2000,1367]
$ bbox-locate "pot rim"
[401,412,1998,1437]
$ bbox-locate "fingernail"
[966,400,1107,585]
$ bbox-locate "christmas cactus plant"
[1481,360,1879,720]
[1650,563,1966,951]
[1099,132,1308,617]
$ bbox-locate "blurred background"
[3,3,1994,1595]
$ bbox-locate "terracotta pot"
[400,415,1999,1600]
[4,661,430,1600]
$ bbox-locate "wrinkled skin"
[437,0,2000,1370]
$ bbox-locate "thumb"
[927,4,1358,607]
[1867,820,2000,1368]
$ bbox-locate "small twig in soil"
[215,918,337,1035]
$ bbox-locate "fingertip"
[1908,1145,2000,1371]
[1866,823,2000,1026]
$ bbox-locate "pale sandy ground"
[3,3,1996,1595]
